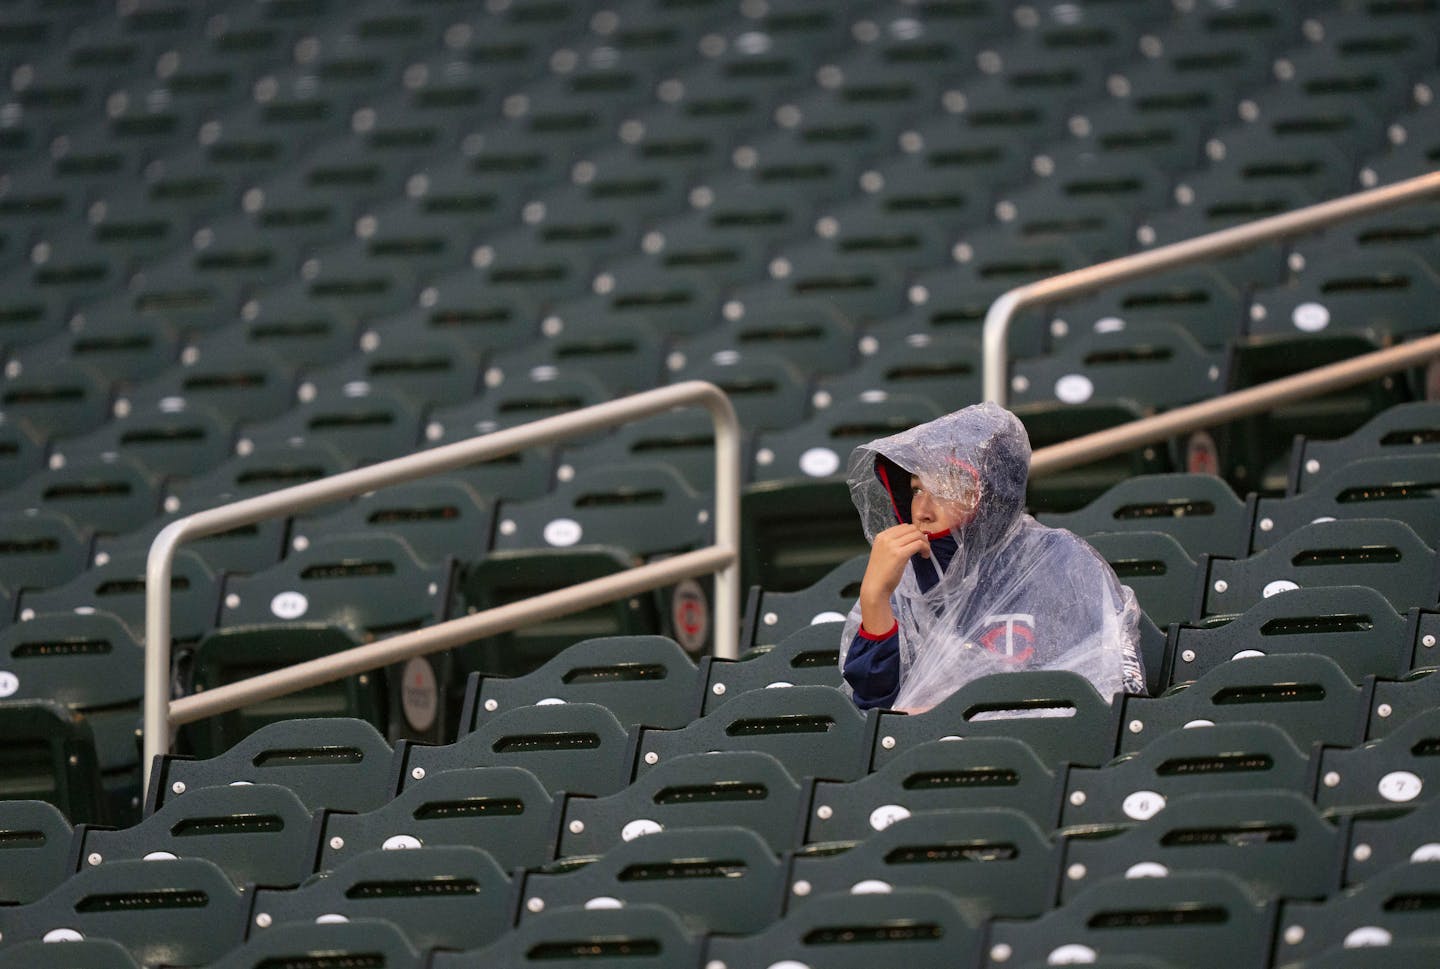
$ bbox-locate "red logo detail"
[978,618,1035,663]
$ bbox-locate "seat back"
[559,750,804,858]
[433,904,702,969]
[318,765,557,872]
[0,800,74,906]
[873,670,1117,771]
[522,826,782,935]
[703,622,844,715]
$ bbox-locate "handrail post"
[982,171,1440,406]
[144,381,741,787]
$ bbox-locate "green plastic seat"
[318,765,555,872]
[1061,790,1340,902]
[1012,323,1225,414]
[425,367,612,446]
[0,456,159,536]
[1044,267,1246,352]
[1288,401,1440,495]
[808,737,1060,843]
[183,624,389,757]
[434,903,702,969]
[219,533,449,642]
[465,635,701,733]
[118,344,297,427]
[1018,401,1170,514]
[817,331,983,415]
[290,477,491,567]
[636,684,871,784]
[1219,333,1406,496]
[0,421,44,491]
[0,699,106,823]
[0,939,141,969]
[1368,668,1440,742]
[206,919,423,969]
[1315,707,1440,817]
[872,670,1117,772]
[0,611,144,819]
[148,717,396,816]
[0,800,75,905]
[667,349,811,431]
[1344,793,1440,888]
[1117,654,1368,755]
[49,407,232,483]
[791,808,1058,918]
[1202,519,1439,619]
[742,553,862,651]
[1167,585,1416,686]
[0,857,246,967]
[1060,722,1313,831]
[0,511,91,599]
[236,389,423,467]
[703,623,844,715]
[254,847,512,951]
[1251,250,1440,343]
[296,332,481,411]
[985,873,1272,969]
[1086,531,1204,629]
[401,701,632,799]
[76,782,312,889]
[1275,862,1440,963]
[707,887,985,969]
[13,312,178,387]
[557,409,741,495]
[1251,455,1440,554]
[20,548,218,646]
[522,826,782,935]
[0,360,112,443]
[1287,941,1440,969]
[1036,469,1249,558]
[485,315,664,398]
[558,750,804,858]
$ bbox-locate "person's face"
[910,473,977,533]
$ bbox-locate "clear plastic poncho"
[840,403,1144,710]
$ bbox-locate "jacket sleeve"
[843,620,901,710]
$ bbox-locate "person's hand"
[859,523,930,635]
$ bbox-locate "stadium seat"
[1043,267,1246,352]
[1059,790,1341,902]
[521,826,783,935]
[807,736,1060,843]
[486,315,664,398]
[147,717,396,816]
[1086,531,1204,629]
[0,939,141,969]
[433,903,703,969]
[636,684,871,784]
[0,699,106,823]
[401,701,633,798]
[1343,793,1440,887]
[253,846,513,951]
[789,807,1059,918]
[1251,250,1440,344]
[0,611,144,818]
[464,635,701,732]
[741,552,861,650]
[297,332,481,411]
[75,782,313,889]
[666,349,811,431]
[0,799,75,905]
[182,624,389,757]
[1315,706,1440,817]
[235,388,423,467]
[1200,519,1439,620]
[1250,455,1440,553]
[707,887,985,969]
[1060,722,1313,831]
[817,331,983,415]
[1287,400,1440,495]
[1368,667,1440,742]
[0,455,159,536]
[219,533,450,642]
[210,919,424,969]
[0,857,246,967]
[1036,469,1261,558]
[0,360,112,443]
[1117,654,1368,755]
[318,765,554,872]
[702,622,843,714]
[1274,862,1440,963]
[1018,401,1172,514]
[1165,585,1417,686]
[558,750,805,858]
[0,511,92,601]
[19,547,218,646]
[557,409,742,494]
[49,407,232,483]
[0,421,43,492]
[871,670,1117,771]
[289,477,492,567]
[984,872,1273,969]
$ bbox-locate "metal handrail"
[144,380,741,783]
[983,170,1440,406]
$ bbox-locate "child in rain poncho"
[841,403,1145,711]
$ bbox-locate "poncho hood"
[849,402,1030,557]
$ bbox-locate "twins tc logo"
[978,613,1036,663]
